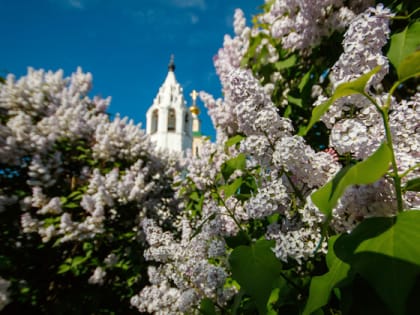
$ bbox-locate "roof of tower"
[148,55,186,112]
[168,54,175,72]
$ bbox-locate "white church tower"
[146,56,193,154]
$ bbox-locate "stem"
[400,163,420,179]
[391,7,420,20]
[381,110,404,212]
[279,271,306,297]
[284,171,305,202]
[363,92,404,212]
[212,188,250,239]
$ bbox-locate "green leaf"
[303,236,351,315]
[225,230,250,248]
[229,240,282,314]
[403,177,420,192]
[219,178,243,199]
[397,50,420,81]
[58,263,71,274]
[387,22,420,71]
[302,66,381,135]
[336,211,420,315]
[274,55,297,71]
[221,154,246,180]
[311,143,392,217]
[225,135,245,148]
[67,190,83,200]
[63,202,80,209]
[200,298,218,315]
[287,95,302,107]
[306,211,420,315]
[72,256,88,267]
[298,69,313,93]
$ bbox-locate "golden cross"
[190,90,198,103]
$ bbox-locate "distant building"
[189,90,206,157]
[146,56,206,156]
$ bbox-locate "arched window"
[184,113,189,134]
[168,108,176,132]
[151,109,158,133]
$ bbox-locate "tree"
[0,68,181,314]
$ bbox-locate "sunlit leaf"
[219,178,243,199]
[311,143,392,217]
[225,135,245,148]
[397,50,420,81]
[387,22,420,70]
[303,236,350,315]
[305,211,420,315]
[303,67,381,135]
[403,177,420,192]
[275,55,297,71]
[337,211,420,315]
[221,153,246,180]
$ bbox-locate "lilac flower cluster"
[260,0,373,51]
[311,4,419,230]
[130,218,233,313]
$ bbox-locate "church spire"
[189,90,200,116]
[145,56,192,155]
[168,54,175,72]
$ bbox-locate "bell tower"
[146,56,193,154]
[189,89,206,157]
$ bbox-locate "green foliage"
[387,21,420,71]
[403,177,420,192]
[221,154,247,180]
[311,142,392,218]
[396,50,420,81]
[305,211,420,315]
[200,298,219,315]
[229,240,283,314]
[303,236,350,315]
[302,66,381,136]
[225,135,245,149]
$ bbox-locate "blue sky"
[1,0,262,139]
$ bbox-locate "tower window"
[168,108,176,132]
[184,113,189,134]
[151,109,158,133]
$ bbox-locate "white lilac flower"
[88,266,106,285]
[0,277,11,311]
[330,3,393,89]
[273,135,340,188]
[245,179,289,219]
[331,178,397,232]
[261,0,366,52]
[266,223,327,264]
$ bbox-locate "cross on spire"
[190,89,198,105]
[168,54,175,72]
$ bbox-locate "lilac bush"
[0,68,182,314]
[134,1,420,314]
